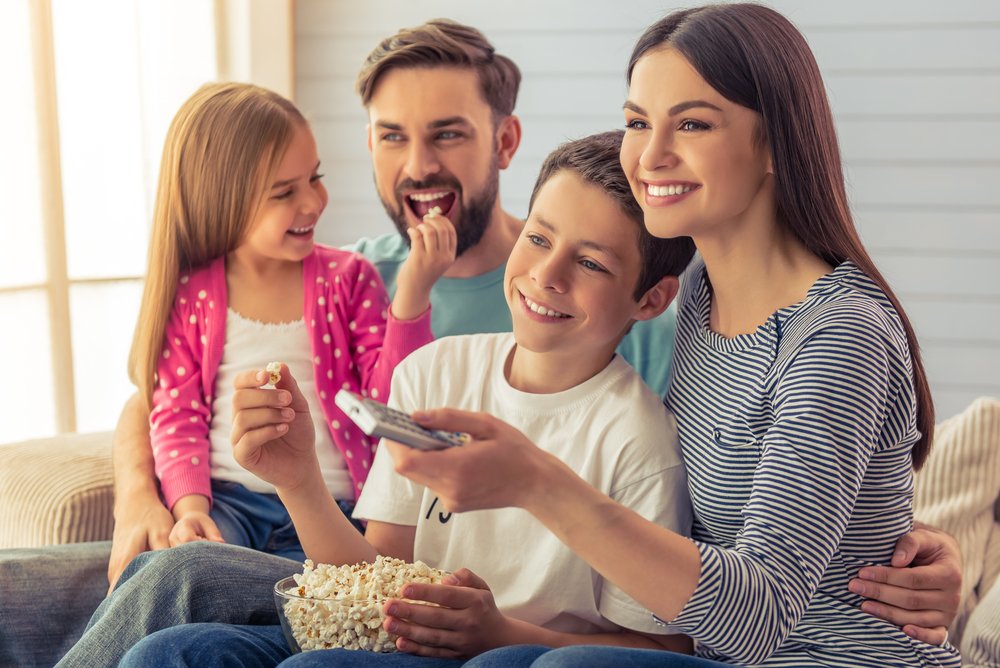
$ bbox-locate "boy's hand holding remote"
[392,210,457,320]
[230,363,320,493]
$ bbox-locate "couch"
[1,398,998,666]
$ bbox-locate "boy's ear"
[495,115,522,170]
[366,123,373,153]
[633,275,679,322]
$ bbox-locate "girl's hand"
[384,408,560,513]
[392,213,457,320]
[230,364,319,491]
[383,569,515,658]
[168,511,224,547]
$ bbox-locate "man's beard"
[377,160,499,258]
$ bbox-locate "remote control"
[335,390,466,451]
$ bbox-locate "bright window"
[0,1,219,442]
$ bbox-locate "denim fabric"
[119,623,292,668]
[54,542,302,668]
[281,647,466,667]
[0,542,111,668]
[209,480,361,561]
[53,493,361,668]
[468,646,730,667]
[119,622,473,667]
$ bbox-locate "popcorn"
[278,556,447,653]
[265,362,282,386]
[424,205,443,218]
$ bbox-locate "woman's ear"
[634,275,680,322]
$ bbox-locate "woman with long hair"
[389,5,961,666]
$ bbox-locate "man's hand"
[106,392,173,594]
[392,212,457,320]
[850,523,962,645]
[383,568,514,658]
[106,501,174,594]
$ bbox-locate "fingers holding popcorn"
[393,211,458,320]
[230,364,318,489]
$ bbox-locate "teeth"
[410,191,449,202]
[290,224,315,234]
[647,183,694,197]
[523,295,569,318]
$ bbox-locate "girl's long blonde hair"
[129,82,306,407]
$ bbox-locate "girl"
[129,82,454,558]
[385,5,963,667]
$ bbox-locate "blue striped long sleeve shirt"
[665,258,961,667]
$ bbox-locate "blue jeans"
[210,480,363,560]
[55,499,361,668]
[119,623,469,667]
[0,542,110,668]
[466,646,729,667]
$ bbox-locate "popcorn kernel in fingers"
[265,361,282,386]
[424,205,443,219]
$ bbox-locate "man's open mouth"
[405,191,457,218]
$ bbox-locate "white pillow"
[914,396,1000,648]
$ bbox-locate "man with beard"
[2,19,960,668]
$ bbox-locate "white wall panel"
[295,0,1000,415]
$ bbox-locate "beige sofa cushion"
[0,431,113,548]
[914,397,1000,648]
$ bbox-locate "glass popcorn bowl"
[273,576,397,653]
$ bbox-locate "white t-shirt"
[353,332,691,635]
[209,309,353,500]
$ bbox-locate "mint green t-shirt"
[348,233,676,398]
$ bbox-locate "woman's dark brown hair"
[627,4,934,468]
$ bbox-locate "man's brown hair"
[356,19,521,120]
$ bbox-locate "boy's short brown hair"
[528,130,696,300]
[356,19,521,121]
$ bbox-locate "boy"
[121,132,695,665]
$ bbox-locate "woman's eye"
[310,173,325,183]
[526,233,547,247]
[273,189,293,200]
[625,118,648,131]
[679,119,709,132]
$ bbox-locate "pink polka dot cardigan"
[149,244,433,508]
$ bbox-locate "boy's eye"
[382,132,404,142]
[526,233,548,247]
[310,173,325,184]
[580,259,607,273]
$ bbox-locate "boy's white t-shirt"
[353,332,691,635]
